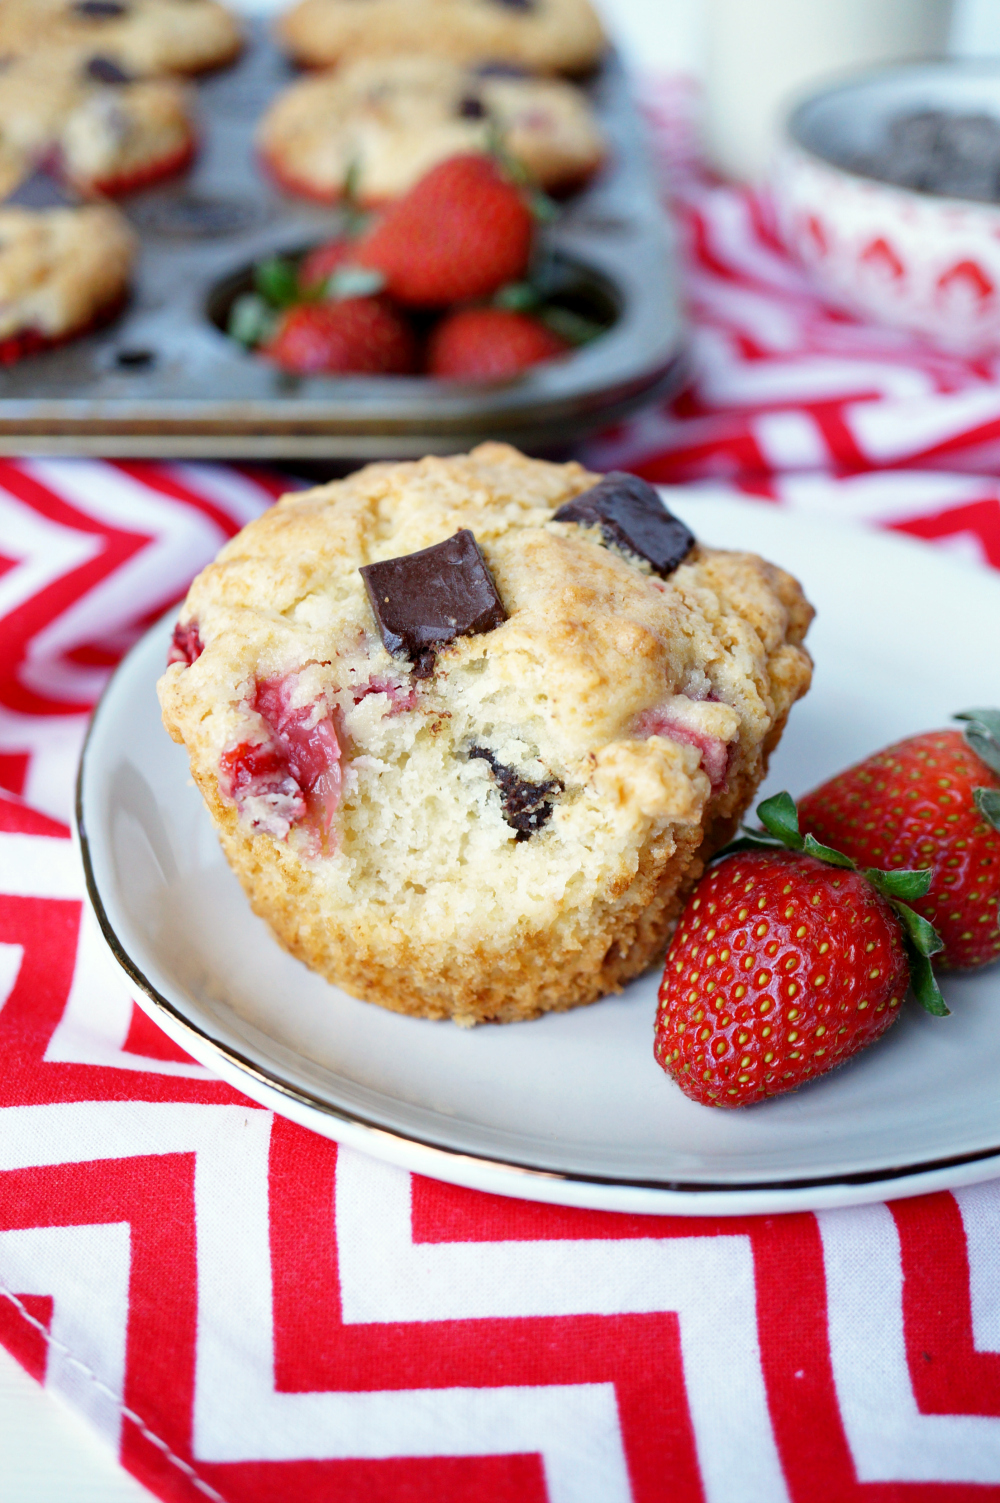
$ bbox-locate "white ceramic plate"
[77,496,1000,1215]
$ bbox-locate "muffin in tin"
[0,0,242,77]
[0,193,136,359]
[158,445,813,1025]
[276,0,606,75]
[59,72,194,194]
[0,48,195,196]
[258,53,605,205]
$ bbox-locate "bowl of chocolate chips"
[770,61,1000,354]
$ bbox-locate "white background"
[4,0,1000,1498]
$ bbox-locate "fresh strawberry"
[798,710,1000,970]
[353,155,534,308]
[298,238,354,291]
[654,792,945,1108]
[427,306,569,378]
[261,297,416,375]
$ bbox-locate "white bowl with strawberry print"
[771,62,1000,356]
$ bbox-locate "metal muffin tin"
[0,23,685,458]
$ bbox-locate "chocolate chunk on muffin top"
[158,444,813,1024]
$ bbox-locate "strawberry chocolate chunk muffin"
[158,446,813,1024]
[0,48,196,196]
[0,177,136,361]
[0,0,242,76]
[276,0,606,75]
[258,54,605,205]
[59,70,195,195]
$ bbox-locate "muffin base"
[196,716,783,1025]
[0,286,127,365]
[84,136,196,198]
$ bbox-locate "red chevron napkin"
[4,87,1000,1503]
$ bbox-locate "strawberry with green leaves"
[353,154,534,308]
[655,792,945,1108]
[799,710,1000,970]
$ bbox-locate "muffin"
[0,49,195,196]
[158,446,813,1025]
[0,0,242,76]
[0,184,136,359]
[258,54,605,205]
[60,72,195,194]
[276,0,606,75]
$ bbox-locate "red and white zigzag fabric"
[5,85,1000,1500]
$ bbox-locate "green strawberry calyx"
[226,241,387,350]
[493,278,605,346]
[720,791,948,1017]
[339,160,373,240]
[955,709,1000,833]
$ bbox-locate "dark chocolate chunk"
[3,169,79,209]
[886,109,947,156]
[553,472,695,578]
[72,0,129,15]
[848,107,1000,204]
[85,54,133,83]
[490,0,536,9]
[360,528,507,676]
[939,111,1000,162]
[458,94,487,119]
[469,746,561,840]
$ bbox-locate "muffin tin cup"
[0,24,685,458]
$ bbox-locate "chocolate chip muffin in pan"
[0,0,242,77]
[0,49,194,195]
[276,0,606,75]
[158,446,813,1025]
[0,175,136,361]
[258,54,605,204]
[59,72,195,193]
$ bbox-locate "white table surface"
[2,0,996,1495]
[0,1345,150,1502]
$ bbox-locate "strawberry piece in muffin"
[219,673,342,845]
